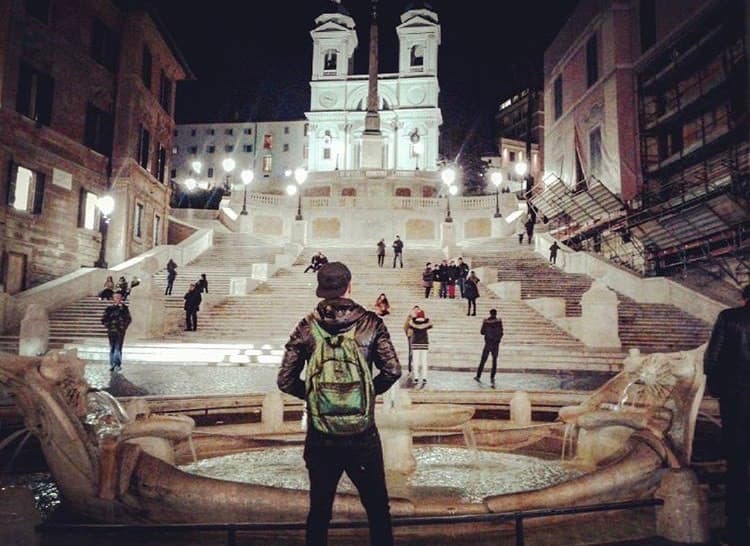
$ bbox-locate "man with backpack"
[277,261,401,546]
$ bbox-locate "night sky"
[155,0,579,159]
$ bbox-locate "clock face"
[319,92,337,108]
[407,86,426,106]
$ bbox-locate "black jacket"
[458,262,470,280]
[408,317,432,349]
[464,277,480,300]
[481,316,504,344]
[704,304,750,395]
[183,289,202,312]
[277,298,401,401]
[392,239,404,253]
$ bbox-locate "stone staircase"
[464,237,711,353]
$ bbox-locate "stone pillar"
[655,469,710,544]
[18,304,49,356]
[291,220,308,246]
[128,274,164,340]
[440,221,456,248]
[579,280,621,349]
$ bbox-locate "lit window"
[153,214,161,245]
[262,156,272,172]
[324,50,338,71]
[134,202,144,239]
[79,190,98,230]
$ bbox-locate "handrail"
[37,498,663,546]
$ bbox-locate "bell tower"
[310,1,357,80]
[397,2,440,76]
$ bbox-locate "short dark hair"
[489,309,497,317]
[743,284,750,301]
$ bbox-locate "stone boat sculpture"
[0,346,707,540]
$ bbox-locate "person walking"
[549,241,560,264]
[377,239,386,268]
[392,236,404,268]
[197,273,209,294]
[403,305,421,377]
[305,252,322,273]
[277,261,401,546]
[165,258,177,295]
[524,214,535,245]
[704,284,750,546]
[422,263,434,298]
[374,293,390,316]
[464,271,480,316]
[101,293,131,373]
[474,308,504,387]
[183,283,202,331]
[457,257,470,298]
[516,211,529,245]
[116,276,129,299]
[409,309,433,388]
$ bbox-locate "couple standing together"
[376,236,404,268]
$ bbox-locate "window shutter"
[32,172,45,214]
[6,160,17,207]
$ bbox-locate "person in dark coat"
[704,284,750,546]
[457,257,470,297]
[165,259,177,295]
[474,308,504,387]
[464,271,480,316]
[549,241,560,264]
[101,293,131,372]
[524,215,535,245]
[392,236,404,268]
[183,283,202,331]
[377,239,386,267]
[197,273,209,294]
[422,263,434,299]
[116,276,129,299]
[447,260,458,299]
[438,260,449,299]
[304,252,322,273]
[277,261,401,546]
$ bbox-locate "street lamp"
[240,169,254,215]
[441,166,457,223]
[294,167,308,221]
[184,178,197,191]
[222,157,236,193]
[94,195,115,268]
[191,160,202,174]
[491,171,503,218]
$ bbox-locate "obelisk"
[361,0,385,169]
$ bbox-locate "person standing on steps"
[409,309,433,388]
[101,292,131,373]
[475,308,504,388]
[704,284,750,546]
[197,273,209,294]
[99,275,115,300]
[524,214,535,245]
[183,282,202,331]
[438,260,449,299]
[516,210,529,244]
[277,261,401,546]
[377,239,386,268]
[431,263,440,298]
[447,260,458,299]
[457,257,470,298]
[403,305,421,378]
[464,271,480,316]
[165,259,177,295]
[422,263,434,298]
[549,241,560,264]
[392,235,404,268]
[374,293,390,316]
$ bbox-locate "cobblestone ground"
[85,362,611,397]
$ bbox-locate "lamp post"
[240,169,254,215]
[294,167,308,221]
[491,171,503,218]
[94,195,115,268]
[222,157,236,193]
[441,166,457,223]
[515,159,529,196]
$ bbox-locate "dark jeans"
[107,331,125,371]
[466,297,477,315]
[392,252,403,268]
[377,254,384,267]
[720,392,750,540]
[304,429,393,546]
[185,310,198,330]
[439,281,448,298]
[424,285,432,298]
[458,277,466,298]
[476,342,500,380]
[165,277,175,295]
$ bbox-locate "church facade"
[305,2,443,173]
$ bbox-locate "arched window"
[410,45,424,69]
[323,49,338,72]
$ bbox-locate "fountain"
[0,345,709,542]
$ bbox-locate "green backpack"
[305,318,374,436]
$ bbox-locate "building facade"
[305,2,443,172]
[0,0,191,293]
[172,120,308,194]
